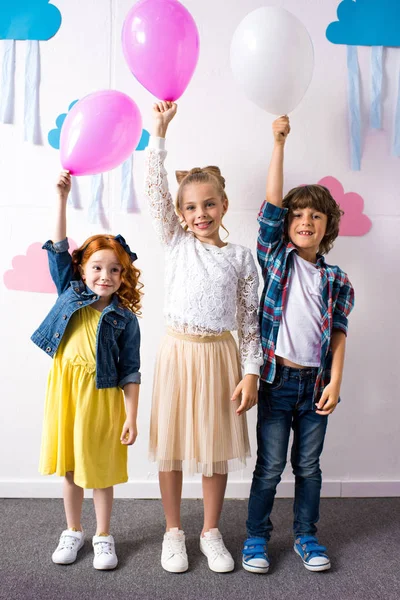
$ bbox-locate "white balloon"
[230,7,314,114]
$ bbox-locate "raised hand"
[272,115,290,144]
[56,171,72,202]
[152,101,178,137]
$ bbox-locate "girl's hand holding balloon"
[153,101,177,137]
[56,171,72,203]
[272,116,291,145]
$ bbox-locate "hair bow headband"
[114,234,138,262]
[81,235,138,262]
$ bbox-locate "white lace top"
[144,137,263,376]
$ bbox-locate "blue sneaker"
[294,536,331,572]
[242,537,269,574]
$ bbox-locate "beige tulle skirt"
[149,329,251,477]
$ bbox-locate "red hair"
[71,234,143,314]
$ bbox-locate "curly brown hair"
[282,185,343,255]
[71,234,143,315]
[174,166,229,239]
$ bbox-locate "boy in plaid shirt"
[242,116,354,574]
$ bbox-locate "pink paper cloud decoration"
[317,176,372,236]
[4,239,77,293]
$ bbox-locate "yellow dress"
[39,305,128,489]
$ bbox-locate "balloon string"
[347,45,361,171]
[0,39,15,124]
[370,46,383,129]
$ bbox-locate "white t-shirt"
[275,252,322,367]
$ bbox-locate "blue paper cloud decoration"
[48,100,79,150]
[136,129,149,151]
[326,0,400,47]
[0,0,62,41]
[326,0,400,171]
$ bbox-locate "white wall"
[0,0,399,499]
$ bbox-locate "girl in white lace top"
[145,102,262,574]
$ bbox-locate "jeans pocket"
[269,371,285,391]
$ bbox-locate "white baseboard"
[341,481,400,497]
[1,479,399,498]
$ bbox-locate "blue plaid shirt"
[257,202,355,401]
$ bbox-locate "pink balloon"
[122,0,200,101]
[60,90,142,176]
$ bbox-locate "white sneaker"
[92,534,118,570]
[200,529,234,573]
[52,529,84,565]
[161,528,188,573]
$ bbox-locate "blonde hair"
[175,166,229,238]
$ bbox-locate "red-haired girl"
[31,172,142,571]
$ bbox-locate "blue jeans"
[246,364,328,540]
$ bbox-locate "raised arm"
[144,102,185,246]
[266,116,290,207]
[257,117,291,273]
[42,172,75,295]
[54,171,71,243]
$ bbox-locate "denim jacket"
[31,238,141,389]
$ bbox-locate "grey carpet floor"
[1,498,399,600]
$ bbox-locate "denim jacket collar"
[68,280,127,318]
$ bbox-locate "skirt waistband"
[166,328,232,343]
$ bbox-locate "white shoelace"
[94,541,113,556]
[166,536,186,557]
[58,534,79,551]
[204,535,228,558]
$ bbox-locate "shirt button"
[46,347,52,353]
[78,301,83,305]
[54,333,60,338]
[62,315,67,320]
[74,287,79,292]
[113,320,117,325]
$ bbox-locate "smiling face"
[179,182,228,245]
[80,249,122,305]
[283,185,343,257]
[288,206,328,262]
